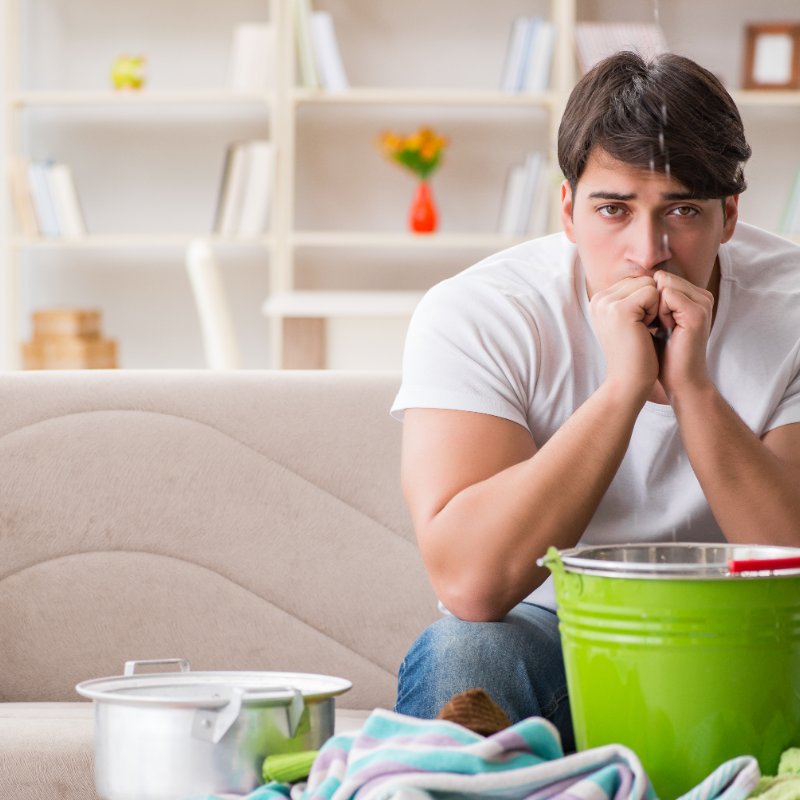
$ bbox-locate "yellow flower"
[377,126,448,181]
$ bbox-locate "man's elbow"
[435,578,516,623]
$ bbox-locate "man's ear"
[560,179,577,243]
[721,195,739,243]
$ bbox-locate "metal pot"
[76,658,351,800]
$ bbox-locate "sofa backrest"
[0,370,438,710]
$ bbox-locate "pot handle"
[192,686,305,745]
[123,658,191,676]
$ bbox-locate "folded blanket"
[199,708,760,800]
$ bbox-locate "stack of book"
[293,0,349,91]
[500,16,557,93]
[8,156,86,239]
[22,309,117,370]
[574,22,667,74]
[213,140,274,237]
[498,152,551,237]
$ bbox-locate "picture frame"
[742,22,800,89]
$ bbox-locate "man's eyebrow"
[587,191,635,201]
[662,191,699,201]
[586,191,700,201]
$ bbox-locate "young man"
[390,52,800,749]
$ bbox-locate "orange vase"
[409,181,438,233]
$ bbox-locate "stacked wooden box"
[22,309,117,369]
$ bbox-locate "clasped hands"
[590,270,715,402]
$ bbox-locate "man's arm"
[674,391,800,544]
[401,384,643,623]
[402,275,663,623]
[656,269,800,544]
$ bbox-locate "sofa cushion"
[0,371,439,712]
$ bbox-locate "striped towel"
[203,708,760,800]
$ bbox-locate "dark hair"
[558,51,751,198]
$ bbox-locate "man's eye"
[598,205,623,217]
[671,206,699,217]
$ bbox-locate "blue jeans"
[394,602,575,752]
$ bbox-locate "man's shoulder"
[724,222,800,294]
[438,232,576,300]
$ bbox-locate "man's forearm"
[673,385,800,545]
[424,381,644,620]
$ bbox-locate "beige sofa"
[0,369,439,800]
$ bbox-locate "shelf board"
[732,90,800,107]
[263,290,424,318]
[291,231,529,249]
[292,86,558,108]
[10,234,273,250]
[10,90,274,108]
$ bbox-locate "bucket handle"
[123,658,191,676]
[728,555,800,573]
[537,546,583,598]
[537,546,566,578]
[192,686,305,744]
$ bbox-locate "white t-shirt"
[392,222,800,609]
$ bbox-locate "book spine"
[7,156,40,237]
[214,142,249,237]
[227,23,274,92]
[27,161,60,238]
[524,20,556,92]
[236,140,274,237]
[294,0,320,89]
[310,11,349,92]
[497,163,526,235]
[500,16,530,92]
[185,238,240,369]
[48,163,87,238]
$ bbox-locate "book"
[500,16,531,92]
[498,163,527,234]
[310,10,349,92]
[500,17,557,93]
[7,156,40,237]
[213,142,249,237]
[226,23,274,92]
[497,152,550,236]
[27,160,60,237]
[526,163,552,237]
[779,169,800,234]
[294,0,320,88]
[236,140,274,237]
[213,140,273,237]
[48,162,87,238]
[523,19,556,92]
[517,152,543,234]
[185,238,240,369]
[575,22,668,74]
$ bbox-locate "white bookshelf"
[2,0,798,370]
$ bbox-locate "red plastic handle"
[728,556,800,573]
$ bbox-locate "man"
[390,51,800,750]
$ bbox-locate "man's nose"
[626,219,670,272]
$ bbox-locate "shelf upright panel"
[268,0,302,367]
[2,0,23,369]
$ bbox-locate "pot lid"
[76,662,352,708]
[539,543,800,579]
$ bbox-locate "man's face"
[560,148,739,298]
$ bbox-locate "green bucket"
[540,543,800,799]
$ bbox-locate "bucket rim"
[538,542,800,579]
